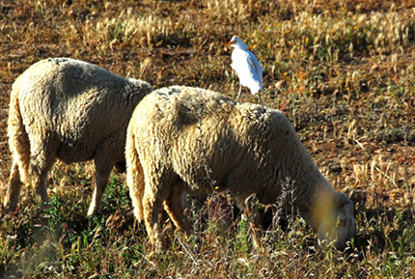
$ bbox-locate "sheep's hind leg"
[143,185,169,252]
[5,161,27,213]
[30,139,58,209]
[142,169,176,252]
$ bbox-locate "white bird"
[226,35,264,105]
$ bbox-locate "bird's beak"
[225,40,236,46]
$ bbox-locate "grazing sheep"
[126,86,356,252]
[4,58,153,216]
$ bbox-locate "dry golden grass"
[1,0,415,278]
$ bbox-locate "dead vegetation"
[1,0,415,278]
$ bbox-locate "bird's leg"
[257,92,264,106]
[236,83,242,101]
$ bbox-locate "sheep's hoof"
[3,199,18,214]
[2,204,12,215]
[1,208,15,221]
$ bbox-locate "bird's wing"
[245,51,264,91]
[231,49,264,94]
[246,50,264,81]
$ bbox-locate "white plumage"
[226,35,264,104]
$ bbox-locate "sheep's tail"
[5,81,31,211]
[125,130,145,222]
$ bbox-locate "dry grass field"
[1,0,415,278]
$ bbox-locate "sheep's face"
[317,192,356,250]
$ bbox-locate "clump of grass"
[1,0,415,277]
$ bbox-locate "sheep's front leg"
[236,194,262,250]
[88,137,123,216]
[87,168,111,216]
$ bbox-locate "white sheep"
[126,86,356,252]
[4,57,153,216]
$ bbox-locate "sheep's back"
[132,87,280,193]
[14,58,150,163]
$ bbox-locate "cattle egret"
[226,36,264,105]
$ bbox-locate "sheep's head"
[317,192,356,250]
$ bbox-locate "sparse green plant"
[1,0,415,277]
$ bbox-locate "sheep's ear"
[334,192,355,229]
[334,192,353,209]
